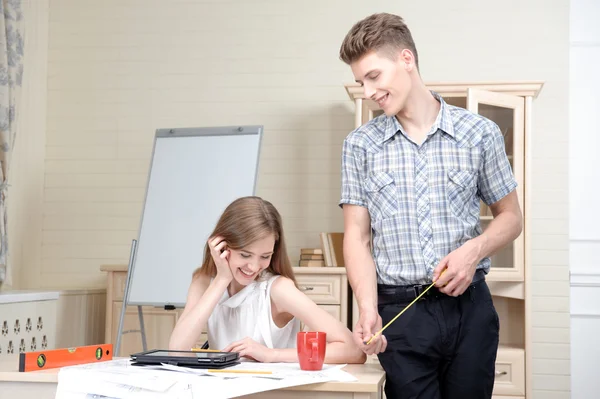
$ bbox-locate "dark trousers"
[376,276,499,399]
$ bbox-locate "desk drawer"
[296,275,341,305]
[493,347,525,396]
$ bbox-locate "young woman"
[168,196,365,364]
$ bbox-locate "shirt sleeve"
[477,122,518,205]
[339,138,368,208]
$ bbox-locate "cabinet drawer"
[296,275,341,305]
[493,347,525,396]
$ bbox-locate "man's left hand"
[432,239,482,297]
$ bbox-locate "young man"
[338,13,523,399]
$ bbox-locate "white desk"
[0,356,385,399]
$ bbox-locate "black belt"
[377,269,486,304]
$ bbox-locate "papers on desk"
[54,359,357,399]
[159,361,356,381]
[55,359,184,399]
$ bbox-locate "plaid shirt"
[340,92,517,285]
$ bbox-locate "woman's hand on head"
[209,236,233,283]
[223,337,275,363]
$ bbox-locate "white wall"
[12,1,570,396]
[570,0,600,398]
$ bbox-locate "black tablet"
[130,349,240,369]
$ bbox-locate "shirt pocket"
[364,171,398,222]
[447,168,478,220]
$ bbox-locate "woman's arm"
[268,277,366,364]
[168,274,229,350]
[170,236,234,350]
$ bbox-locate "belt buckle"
[412,284,425,298]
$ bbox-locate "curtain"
[0,0,24,288]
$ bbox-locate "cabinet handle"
[300,286,314,291]
[495,370,507,377]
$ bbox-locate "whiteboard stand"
[115,239,148,356]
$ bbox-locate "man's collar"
[383,91,455,143]
[433,91,455,139]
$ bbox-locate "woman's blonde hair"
[192,196,296,284]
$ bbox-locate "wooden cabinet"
[295,267,349,330]
[344,81,543,398]
[101,265,349,357]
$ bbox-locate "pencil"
[190,348,221,352]
[207,369,272,375]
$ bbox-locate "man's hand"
[433,239,482,297]
[354,308,387,355]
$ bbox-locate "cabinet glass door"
[467,88,525,281]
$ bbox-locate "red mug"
[297,331,326,371]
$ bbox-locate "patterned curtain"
[0,0,24,288]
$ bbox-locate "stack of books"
[297,232,345,268]
[298,248,325,267]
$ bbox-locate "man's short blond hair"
[339,13,419,69]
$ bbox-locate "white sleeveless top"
[206,273,301,351]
